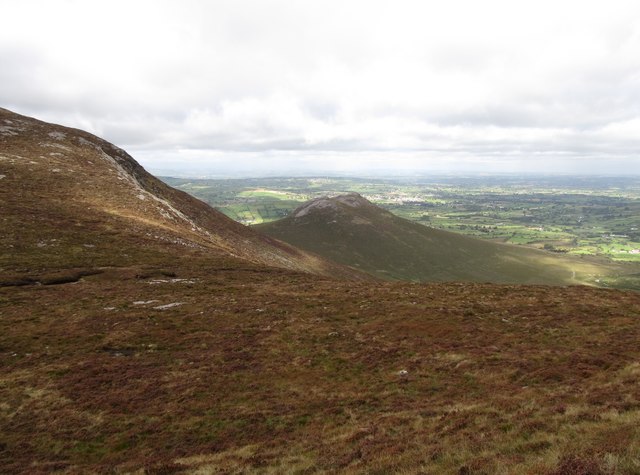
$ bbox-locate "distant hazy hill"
[0,107,365,281]
[257,192,628,285]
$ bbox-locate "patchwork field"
[163,176,640,263]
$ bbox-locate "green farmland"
[163,175,640,263]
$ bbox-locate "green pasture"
[162,176,640,262]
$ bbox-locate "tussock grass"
[2,271,640,473]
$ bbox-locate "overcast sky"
[3,0,640,176]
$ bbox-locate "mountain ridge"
[0,107,368,281]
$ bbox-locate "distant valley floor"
[164,176,640,289]
[163,175,640,263]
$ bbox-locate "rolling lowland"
[2,107,640,474]
[165,176,640,275]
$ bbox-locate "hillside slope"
[0,108,365,281]
[2,109,640,474]
[258,193,635,285]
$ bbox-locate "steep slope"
[257,193,632,285]
[0,108,366,281]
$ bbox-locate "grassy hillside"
[258,193,640,287]
[3,109,640,473]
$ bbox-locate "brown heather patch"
[1,267,640,474]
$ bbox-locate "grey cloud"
[2,0,640,175]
